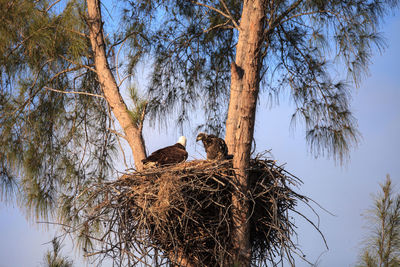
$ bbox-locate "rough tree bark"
[86,0,146,171]
[225,0,265,265]
[87,1,195,266]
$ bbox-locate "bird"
[196,132,233,160]
[142,136,188,167]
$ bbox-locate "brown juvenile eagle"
[142,136,188,167]
[196,133,233,160]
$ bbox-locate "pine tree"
[357,175,400,267]
[41,238,73,267]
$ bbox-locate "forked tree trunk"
[86,0,146,171]
[225,0,265,265]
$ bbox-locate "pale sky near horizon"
[0,6,399,267]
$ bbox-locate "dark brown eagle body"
[142,136,188,167]
[196,133,233,160]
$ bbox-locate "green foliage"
[123,0,398,161]
[0,0,117,223]
[127,84,147,127]
[41,237,73,267]
[123,0,240,135]
[356,175,400,267]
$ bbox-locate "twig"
[193,1,240,29]
[44,86,105,98]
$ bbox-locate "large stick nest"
[76,156,321,266]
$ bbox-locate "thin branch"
[218,0,240,29]
[264,0,304,38]
[107,128,127,140]
[203,19,234,33]
[193,1,239,29]
[45,0,61,12]
[117,74,135,88]
[44,86,105,98]
[115,37,129,85]
[59,55,97,73]
[107,31,149,58]
[63,27,89,38]
[48,65,84,83]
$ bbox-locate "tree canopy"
[0,0,117,219]
[123,0,397,161]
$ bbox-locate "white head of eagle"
[196,132,233,160]
[142,136,188,167]
[177,136,187,147]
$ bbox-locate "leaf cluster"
[266,0,397,162]
[0,0,117,221]
[127,84,147,127]
[41,237,74,267]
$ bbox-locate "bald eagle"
[142,136,188,167]
[196,133,233,160]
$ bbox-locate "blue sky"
[0,6,399,267]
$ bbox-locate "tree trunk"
[226,0,265,265]
[86,0,146,171]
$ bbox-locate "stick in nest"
[68,157,327,266]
